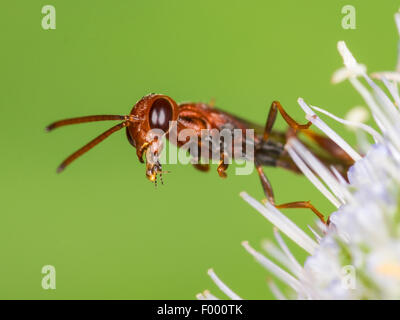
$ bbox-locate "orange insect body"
[47,94,354,224]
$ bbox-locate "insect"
[47,94,353,224]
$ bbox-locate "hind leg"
[257,102,326,224]
[255,163,326,224]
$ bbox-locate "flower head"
[199,12,400,300]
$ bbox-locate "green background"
[0,0,398,299]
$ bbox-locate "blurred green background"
[0,0,398,299]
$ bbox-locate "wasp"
[47,94,353,223]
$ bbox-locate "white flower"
[198,13,400,300]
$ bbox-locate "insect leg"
[256,162,326,224]
[275,201,326,224]
[217,153,229,178]
[192,163,210,172]
[263,101,312,142]
[264,102,353,165]
[302,129,354,164]
[255,163,275,204]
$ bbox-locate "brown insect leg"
[302,129,354,164]
[217,153,229,178]
[263,103,278,141]
[46,115,129,132]
[192,163,210,172]
[256,164,275,204]
[257,163,326,224]
[137,142,150,164]
[263,101,312,141]
[258,102,326,223]
[57,122,130,173]
[275,201,326,224]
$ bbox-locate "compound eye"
[149,98,173,132]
